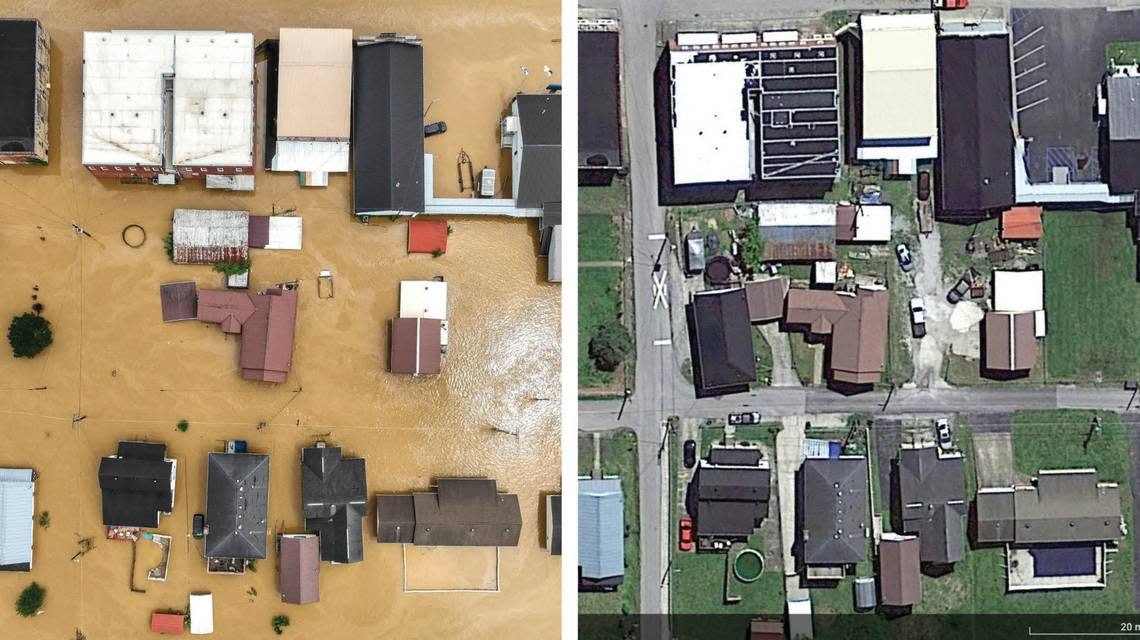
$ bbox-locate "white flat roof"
[265,217,303,250]
[399,281,447,320]
[756,202,836,227]
[670,55,753,185]
[173,32,254,167]
[82,32,174,166]
[270,140,350,173]
[189,593,214,634]
[853,204,892,242]
[992,270,1044,313]
[860,13,937,142]
[83,31,253,168]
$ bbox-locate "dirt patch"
[972,433,1016,488]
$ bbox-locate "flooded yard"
[0,0,561,638]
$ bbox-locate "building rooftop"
[99,441,175,529]
[1000,207,1044,241]
[0,468,34,571]
[992,270,1044,313]
[171,209,249,265]
[785,287,888,386]
[300,447,366,564]
[376,478,522,547]
[276,28,352,140]
[690,447,771,540]
[513,93,562,208]
[1108,75,1140,141]
[0,20,42,156]
[744,278,787,323]
[975,470,1122,545]
[390,317,442,376]
[878,533,921,607]
[205,452,270,560]
[686,288,756,398]
[578,30,621,169]
[579,478,624,581]
[860,14,937,143]
[799,458,869,566]
[897,446,966,564]
[279,534,320,605]
[985,311,1038,372]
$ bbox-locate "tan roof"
[975,488,1016,544]
[744,278,787,323]
[785,287,888,385]
[1013,470,1122,544]
[984,312,1037,372]
[276,28,353,140]
[878,535,921,607]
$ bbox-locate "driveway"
[873,420,902,527]
[969,413,1016,488]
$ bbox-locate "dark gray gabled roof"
[376,478,522,547]
[800,458,869,565]
[691,447,770,539]
[548,494,562,556]
[1109,75,1140,141]
[514,93,561,209]
[99,441,174,528]
[897,446,966,564]
[353,39,425,214]
[205,453,270,560]
[539,202,562,257]
[301,447,367,564]
[687,288,756,398]
[0,20,39,153]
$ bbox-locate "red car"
[679,517,694,551]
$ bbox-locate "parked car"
[917,171,931,202]
[728,412,761,426]
[909,297,927,338]
[679,517,694,552]
[683,439,697,468]
[946,272,973,304]
[935,419,954,451]
[895,243,915,272]
[192,513,206,539]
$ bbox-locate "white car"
[909,297,926,338]
[935,419,953,451]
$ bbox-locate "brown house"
[744,278,788,323]
[390,317,441,375]
[785,286,888,385]
[195,287,299,382]
[878,533,921,607]
[279,534,319,605]
[375,478,522,547]
[984,311,1037,373]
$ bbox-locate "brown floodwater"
[0,1,562,638]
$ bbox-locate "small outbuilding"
[0,468,35,571]
[390,317,442,376]
[744,278,787,324]
[1000,207,1044,241]
[407,219,448,255]
[188,593,213,635]
[279,534,320,605]
[160,281,198,322]
[878,533,921,607]
[171,209,249,265]
[150,612,185,635]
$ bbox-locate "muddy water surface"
[0,1,562,638]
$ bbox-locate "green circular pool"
[733,548,764,583]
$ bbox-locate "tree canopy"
[8,312,52,358]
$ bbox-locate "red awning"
[408,219,448,254]
[151,612,185,635]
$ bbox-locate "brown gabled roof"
[239,288,299,383]
[279,535,320,605]
[786,287,887,385]
[197,290,256,334]
[879,535,921,606]
[390,317,441,375]
[745,278,788,323]
[984,311,1037,372]
[376,478,522,547]
[160,281,198,322]
[834,204,857,242]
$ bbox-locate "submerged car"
[895,243,915,272]
[910,297,927,338]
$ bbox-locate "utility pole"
[616,387,632,421]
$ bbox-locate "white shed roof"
[0,469,34,569]
[852,204,892,242]
[670,54,753,185]
[172,32,254,167]
[992,270,1044,313]
[860,13,937,142]
[189,592,214,634]
[756,202,836,227]
[399,281,447,320]
[265,216,303,250]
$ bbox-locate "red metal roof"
[150,612,185,635]
[408,219,448,254]
[1001,206,1043,240]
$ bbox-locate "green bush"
[15,582,45,617]
[272,615,290,635]
[164,233,174,260]
[8,312,52,358]
[588,324,632,372]
[212,259,251,277]
[740,218,768,273]
[176,420,189,433]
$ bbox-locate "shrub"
[37,512,49,529]
[272,615,290,635]
[164,233,174,260]
[15,582,45,617]
[212,259,251,277]
[176,420,189,433]
[588,324,632,372]
[8,312,52,358]
[740,218,768,273]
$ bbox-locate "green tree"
[176,420,189,433]
[272,615,291,635]
[740,218,767,273]
[588,324,632,372]
[15,582,45,617]
[164,233,174,260]
[213,259,251,277]
[8,312,52,358]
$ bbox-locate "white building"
[857,14,938,174]
[82,31,253,181]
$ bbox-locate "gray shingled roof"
[800,458,869,565]
[514,94,561,209]
[897,447,966,564]
[579,478,624,580]
[1109,75,1140,141]
[205,453,269,560]
[300,447,367,564]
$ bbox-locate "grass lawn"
[1012,410,1127,481]
[1043,212,1140,383]
[579,267,623,389]
[751,328,774,387]
[789,332,817,385]
[579,429,642,620]
[580,215,621,262]
[1109,41,1140,67]
[671,540,786,640]
[580,180,628,216]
